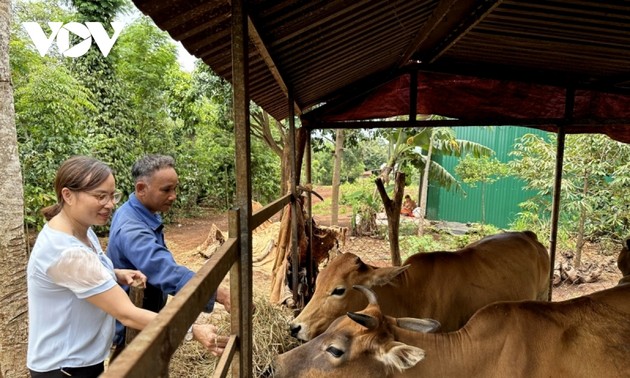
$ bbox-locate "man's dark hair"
[132,154,175,183]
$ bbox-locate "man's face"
[138,167,179,213]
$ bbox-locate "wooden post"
[232,0,253,374]
[125,279,145,345]
[548,88,573,301]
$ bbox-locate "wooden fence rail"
[102,197,287,377]
[102,231,238,377]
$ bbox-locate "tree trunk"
[280,127,307,195]
[375,172,405,266]
[331,129,345,225]
[0,0,29,375]
[575,174,589,268]
[481,183,486,225]
[417,131,434,236]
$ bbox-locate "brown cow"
[618,238,630,285]
[290,231,550,340]
[273,284,630,378]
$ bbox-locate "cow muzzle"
[290,323,301,338]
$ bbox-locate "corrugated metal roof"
[132,0,630,138]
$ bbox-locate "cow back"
[383,231,550,331]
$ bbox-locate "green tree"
[15,63,95,226]
[455,154,508,224]
[509,133,630,266]
[114,16,179,158]
[69,0,139,195]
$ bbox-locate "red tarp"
[319,72,630,142]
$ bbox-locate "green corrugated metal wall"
[426,126,548,228]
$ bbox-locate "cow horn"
[353,285,378,305]
[347,312,378,330]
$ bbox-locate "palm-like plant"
[381,122,494,235]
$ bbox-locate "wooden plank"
[248,16,302,115]
[251,193,291,229]
[102,239,238,378]
[212,335,238,378]
[229,209,243,377]
[125,280,145,345]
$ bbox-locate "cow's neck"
[374,263,444,318]
[392,321,503,378]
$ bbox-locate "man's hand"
[192,324,229,357]
[216,286,231,313]
[114,269,147,287]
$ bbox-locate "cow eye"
[331,287,345,296]
[326,346,344,358]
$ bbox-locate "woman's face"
[66,173,117,227]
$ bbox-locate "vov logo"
[22,22,124,58]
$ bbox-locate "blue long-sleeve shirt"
[107,193,216,345]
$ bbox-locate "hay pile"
[169,295,300,377]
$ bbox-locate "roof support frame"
[231,0,253,375]
[248,16,302,116]
[547,87,573,301]
[307,118,630,131]
[404,0,503,65]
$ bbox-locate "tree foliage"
[455,154,508,224]
[509,133,630,263]
[11,0,280,229]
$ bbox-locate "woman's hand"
[114,269,147,287]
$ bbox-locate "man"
[108,154,230,356]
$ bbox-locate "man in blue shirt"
[108,154,230,352]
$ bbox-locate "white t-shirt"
[27,224,117,372]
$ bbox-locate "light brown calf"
[290,231,550,340]
[618,238,630,284]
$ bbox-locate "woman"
[401,194,417,217]
[27,156,226,378]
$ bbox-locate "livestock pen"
[102,0,630,377]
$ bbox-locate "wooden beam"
[161,0,226,31]
[398,0,466,66]
[232,0,254,376]
[548,87,573,301]
[251,193,291,229]
[248,16,302,116]
[398,0,502,66]
[212,335,238,378]
[308,118,630,131]
[288,90,299,305]
[102,239,238,377]
[300,66,408,123]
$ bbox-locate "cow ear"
[396,317,441,333]
[364,265,409,287]
[378,342,425,373]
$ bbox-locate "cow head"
[273,286,439,378]
[289,252,409,341]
